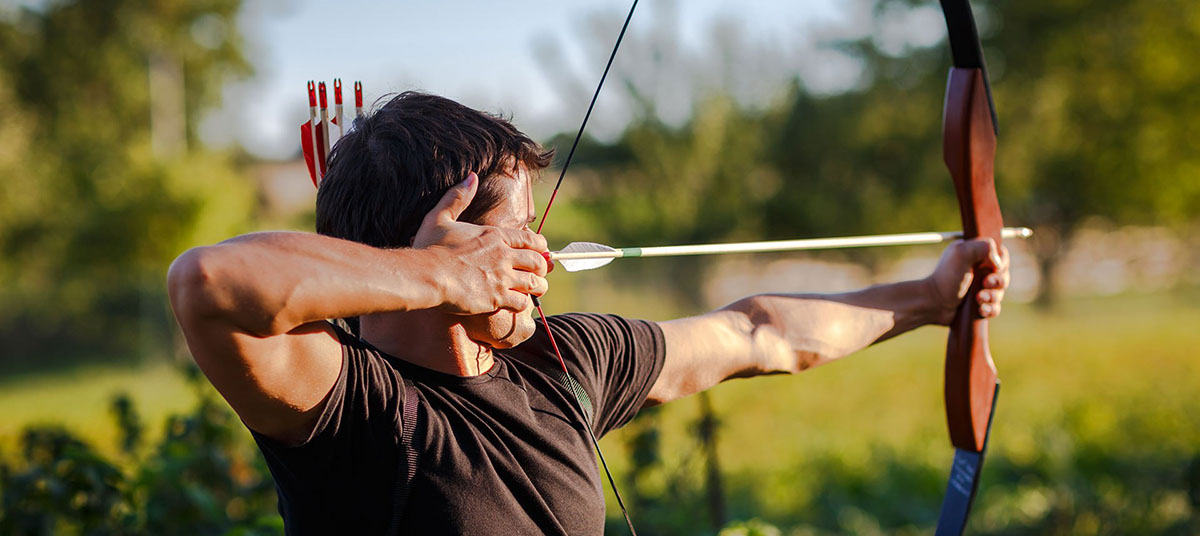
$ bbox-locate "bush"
[0,366,279,536]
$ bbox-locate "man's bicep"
[650,308,777,406]
[176,314,344,444]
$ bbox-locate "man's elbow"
[724,294,831,374]
[167,247,224,324]
[168,247,291,337]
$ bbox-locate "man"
[167,92,1009,534]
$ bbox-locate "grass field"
[593,285,1200,531]
[627,286,1200,466]
[0,360,204,457]
[2,287,1198,532]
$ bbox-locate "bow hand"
[926,239,1010,325]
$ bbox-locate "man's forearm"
[729,278,945,372]
[652,241,1005,404]
[169,231,445,336]
[811,278,949,344]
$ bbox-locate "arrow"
[301,79,363,188]
[354,80,364,118]
[334,78,345,139]
[549,227,1032,272]
[301,81,321,186]
[318,81,332,176]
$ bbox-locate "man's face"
[457,166,540,349]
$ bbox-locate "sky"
[195,0,948,160]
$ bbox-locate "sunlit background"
[1,0,1198,534]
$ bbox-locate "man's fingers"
[497,290,530,313]
[973,242,1009,318]
[977,288,1005,304]
[427,172,479,226]
[499,228,548,253]
[511,272,548,297]
[978,245,1010,293]
[511,250,548,277]
[957,238,998,268]
[530,273,548,296]
[494,272,548,313]
[980,302,1001,318]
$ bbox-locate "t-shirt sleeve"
[539,313,666,437]
[249,321,410,523]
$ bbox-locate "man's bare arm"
[167,174,548,443]
[646,239,1008,406]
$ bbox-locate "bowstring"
[535,304,637,535]
[535,0,639,235]
[531,1,640,534]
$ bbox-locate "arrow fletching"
[553,242,622,272]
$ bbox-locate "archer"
[167,92,1010,534]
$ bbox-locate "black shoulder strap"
[387,376,421,535]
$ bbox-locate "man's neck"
[359,311,495,377]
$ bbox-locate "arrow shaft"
[550,227,1030,261]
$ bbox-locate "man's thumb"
[432,172,478,223]
[962,238,1000,269]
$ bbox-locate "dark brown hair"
[316,92,554,248]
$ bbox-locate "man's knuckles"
[531,273,548,296]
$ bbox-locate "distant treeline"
[3,0,1200,366]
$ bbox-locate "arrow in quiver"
[301,78,361,187]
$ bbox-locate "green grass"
[591,286,1200,527]
[0,360,201,457]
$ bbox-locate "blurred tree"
[558,96,778,310]
[767,79,953,242]
[537,3,787,311]
[0,0,255,363]
[784,0,1200,305]
[982,0,1200,304]
[556,0,1200,306]
[539,1,957,311]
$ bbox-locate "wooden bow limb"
[935,1,1003,534]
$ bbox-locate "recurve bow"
[935,1,1003,534]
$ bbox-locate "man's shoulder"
[542,311,643,332]
[516,311,664,372]
[543,312,662,342]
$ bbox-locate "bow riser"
[942,67,1002,453]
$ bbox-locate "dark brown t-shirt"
[251,313,666,535]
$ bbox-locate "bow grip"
[942,67,1002,453]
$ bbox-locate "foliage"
[0,0,256,364]
[0,427,136,534]
[718,518,782,536]
[550,0,1200,306]
[0,365,280,536]
[991,0,1200,230]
